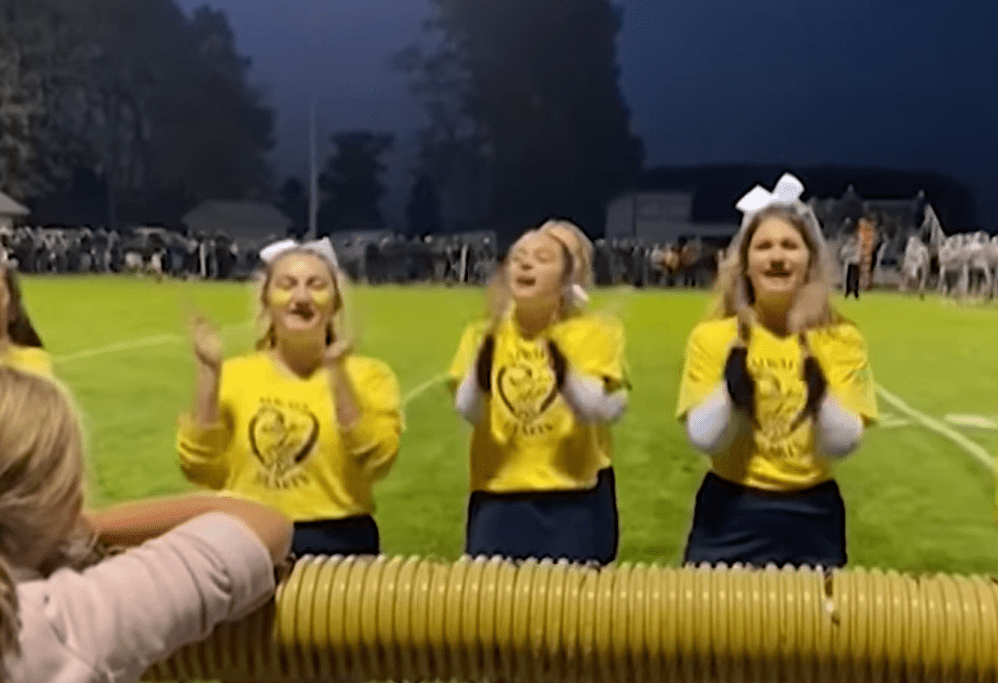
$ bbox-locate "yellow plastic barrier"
[144,555,998,682]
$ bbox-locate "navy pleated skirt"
[683,472,847,569]
[292,515,380,557]
[594,467,620,565]
[465,478,611,565]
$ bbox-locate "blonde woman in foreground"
[676,174,878,569]
[0,366,293,682]
[177,238,402,557]
[448,220,629,565]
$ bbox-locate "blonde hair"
[485,219,594,326]
[709,206,846,337]
[0,367,98,675]
[252,248,353,351]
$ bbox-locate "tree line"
[1,0,642,241]
[281,0,643,243]
[2,1,980,239]
[0,0,275,226]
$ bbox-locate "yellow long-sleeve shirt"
[676,318,878,491]
[177,351,403,521]
[447,312,628,494]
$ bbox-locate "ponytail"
[0,555,21,679]
[3,269,43,348]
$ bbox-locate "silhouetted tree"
[0,0,276,225]
[405,173,442,235]
[278,176,308,237]
[397,0,643,242]
[153,4,275,202]
[0,0,96,197]
[316,131,394,236]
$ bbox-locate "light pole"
[309,94,318,240]
[307,4,325,241]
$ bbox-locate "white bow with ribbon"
[735,173,806,215]
[259,237,340,269]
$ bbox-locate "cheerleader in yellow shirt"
[176,238,403,557]
[449,220,629,565]
[0,264,53,377]
[676,174,878,569]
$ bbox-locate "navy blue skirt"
[594,467,620,565]
[683,472,847,569]
[292,515,380,557]
[465,482,608,565]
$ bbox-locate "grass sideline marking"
[945,414,998,430]
[878,415,912,429]
[402,372,448,405]
[876,385,996,473]
[54,334,181,362]
[54,321,253,364]
[53,322,449,408]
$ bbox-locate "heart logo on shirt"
[496,362,559,423]
[249,403,320,487]
[754,366,806,439]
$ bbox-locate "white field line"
[54,333,181,362]
[944,414,998,430]
[54,324,449,409]
[878,415,912,429]
[875,385,996,473]
[53,320,254,364]
[402,372,448,405]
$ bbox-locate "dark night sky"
[175,0,998,226]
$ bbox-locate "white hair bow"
[259,237,339,269]
[735,173,806,215]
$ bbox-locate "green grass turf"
[18,275,998,576]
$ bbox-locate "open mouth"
[288,305,316,322]
[764,270,791,278]
[515,275,537,287]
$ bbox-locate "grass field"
[20,275,998,577]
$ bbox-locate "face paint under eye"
[269,287,293,306]
[310,288,332,306]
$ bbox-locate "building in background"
[809,185,928,240]
[182,201,293,249]
[604,190,737,244]
[0,191,30,232]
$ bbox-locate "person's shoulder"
[26,513,276,679]
[810,320,869,357]
[12,345,50,360]
[461,319,491,339]
[689,317,738,343]
[814,320,866,345]
[344,354,397,383]
[451,320,492,351]
[11,578,80,683]
[555,311,624,339]
[7,345,52,373]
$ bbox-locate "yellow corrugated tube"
[144,555,998,682]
